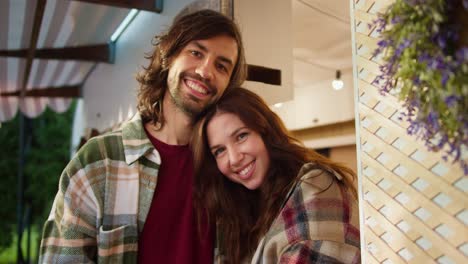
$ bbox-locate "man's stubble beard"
[168,72,217,117]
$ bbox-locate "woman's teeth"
[239,162,253,176]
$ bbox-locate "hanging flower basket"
[372,0,468,174]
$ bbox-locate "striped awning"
[0,0,149,122]
[0,0,282,123]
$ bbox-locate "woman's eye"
[213,148,225,157]
[237,132,249,141]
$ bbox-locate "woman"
[192,87,360,263]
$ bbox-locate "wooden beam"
[247,64,282,85]
[21,0,46,98]
[0,85,81,98]
[72,0,163,13]
[0,43,115,63]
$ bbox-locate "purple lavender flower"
[441,71,450,86]
[402,38,412,48]
[377,39,389,48]
[373,0,467,175]
[436,134,449,149]
[442,155,449,162]
[455,48,468,63]
[407,122,420,135]
[427,111,439,130]
[391,16,404,24]
[373,39,392,57]
[450,143,461,161]
[418,52,431,63]
[394,38,412,56]
[434,22,460,50]
[428,56,446,70]
[372,75,383,85]
[413,76,421,85]
[444,95,459,107]
[373,17,387,32]
[436,35,447,49]
[405,99,420,116]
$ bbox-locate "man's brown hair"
[136,9,247,126]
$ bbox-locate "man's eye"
[216,63,227,72]
[191,50,202,57]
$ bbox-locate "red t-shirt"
[138,130,214,263]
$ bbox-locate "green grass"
[0,227,40,264]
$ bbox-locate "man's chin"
[186,97,213,113]
[185,103,215,120]
[180,103,205,117]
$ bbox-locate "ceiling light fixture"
[111,9,139,42]
[332,70,344,90]
[274,102,283,108]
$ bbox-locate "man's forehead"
[189,35,237,50]
[187,36,238,62]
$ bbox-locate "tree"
[0,100,76,255]
[0,115,20,251]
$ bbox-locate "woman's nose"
[228,148,243,167]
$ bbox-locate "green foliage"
[0,117,19,251]
[0,101,76,255]
[0,226,40,263]
[24,102,76,229]
[373,0,468,173]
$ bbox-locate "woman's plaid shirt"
[251,163,361,263]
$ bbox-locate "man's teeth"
[239,163,253,176]
[186,80,208,94]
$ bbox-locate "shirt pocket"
[97,225,138,261]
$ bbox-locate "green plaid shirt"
[39,114,161,263]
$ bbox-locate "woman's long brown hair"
[191,87,357,263]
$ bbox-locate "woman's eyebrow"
[209,127,246,151]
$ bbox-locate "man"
[39,9,247,263]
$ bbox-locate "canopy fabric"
[0,0,129,122]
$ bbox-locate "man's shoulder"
[76,115,145,158]
[73,130,126,166]
[69,115,153,171]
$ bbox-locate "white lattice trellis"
[351,0,468,263]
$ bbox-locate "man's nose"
[195,59,214,80]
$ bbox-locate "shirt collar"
[121,113,160,165]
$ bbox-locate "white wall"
[233,0,354,133]
[234,0,294,105]
[71,98,84,157]
[81,0,195,132]
[273,70,355,131]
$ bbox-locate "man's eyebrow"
[193,41,234,67]
[193,41,208,53]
